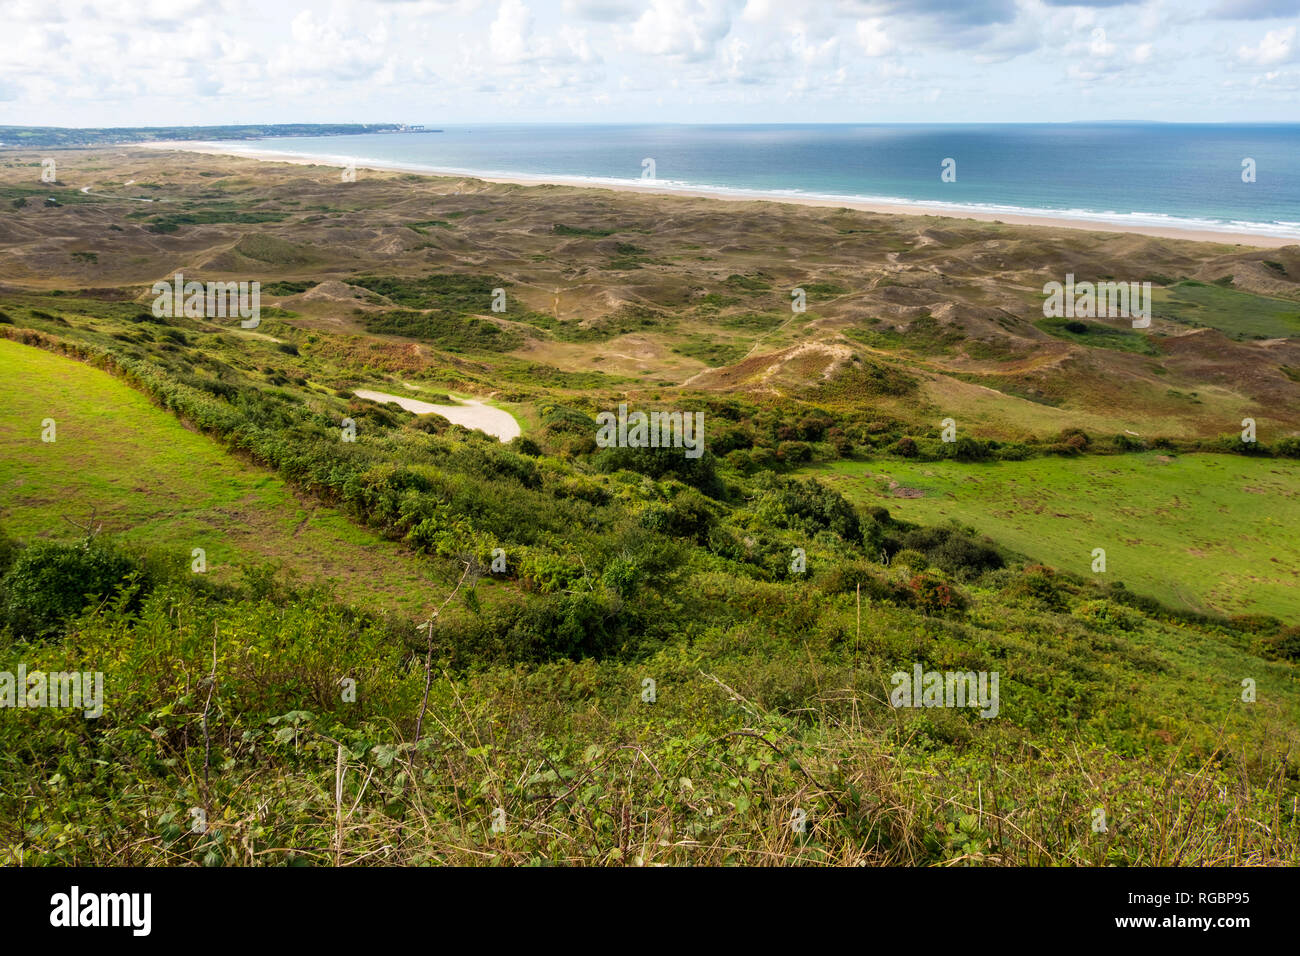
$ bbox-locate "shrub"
[818,560,908,602]
[1259,627,1300,662]
[893,525,1004,580]
[1073,599,1141,632]
[893,548,929,571]
[892,437,918,458]
[1060,428,1090,451]
[776,440,813,464]
[1011,564,1068,610]
[1274,437,1300,459]
[510,435,542,456]
[752,474,861,544]
[1,538,142,638]
[907,571,964,614]
[943,436,989,462]
[594,445,724,499]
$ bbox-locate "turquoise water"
[216,123,1300,239]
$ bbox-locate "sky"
[2,0,1298,126]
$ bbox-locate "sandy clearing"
[353,388,521,441]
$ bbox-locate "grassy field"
[1154,280,1300,339]
[0,338,439,614]
[802,452,1300,620]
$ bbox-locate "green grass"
[1154,281,1300,340]
[552,223,616,237]
[1035,317,1159,355]
[0,338,437,613]
[360,309,525,352]
[672,338,748,366]
[141,210,287,233]
[802,452,1300,619]
[350,273,507,311]
[406,219,454,233]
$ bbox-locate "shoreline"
[139,141,1298,248]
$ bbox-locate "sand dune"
[352,388,520,441]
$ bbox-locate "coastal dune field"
[1,145,1298,869]
[4,147,1299,444]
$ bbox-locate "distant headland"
[0,124,440,150]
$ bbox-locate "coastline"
[140,140,1298,248]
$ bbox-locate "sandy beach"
[141,140,1298,249]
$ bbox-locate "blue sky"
[2,0,1297,125]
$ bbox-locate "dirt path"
[352,388,521,441]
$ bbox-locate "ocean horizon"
[190,123,1300,240]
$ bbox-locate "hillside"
[0,147,1297,867]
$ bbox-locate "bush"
[1011,564,1068,610]
[1259,627,1300,662]
[943,436,989,462]
[818,560,909,603]
[0,530,18,578]
[1,538,142,638]
[893,548,929,571]
[907,571,964,614]
[638,487,717,544]
[753,474,861,544]
[892,525,1004,580]
[510,435,543,456]
[594,445,724,499]
[1073,599,1141,632]
[776,440,813,464]
[892,437,918,458]
[1060,428,1090,451]
[1274,437,1300,459]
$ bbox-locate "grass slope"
[0,338,437,613]
[803,453,1300,620]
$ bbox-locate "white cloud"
[0,0,1294,125]
[490,0,533,63]
[621,0,733,62]
[856,19,893,57]
[1237,26,1296,64]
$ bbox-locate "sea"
[215,123,1300,240]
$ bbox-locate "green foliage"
[552,223,617,237]
[891,525,1004,580]
[1036,317,1159,354]
[359,310,524,352]
[594,444,724,499]
[144,210,286,233]
[262,280,318,296]
[350,273,509,311]
[752,474,861,544]
[1,538,143,638]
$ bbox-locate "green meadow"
[0,338,436,613]
[1153,281,1300,340]
[802,452,1300,621]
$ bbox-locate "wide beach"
[141,140,1299,249]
